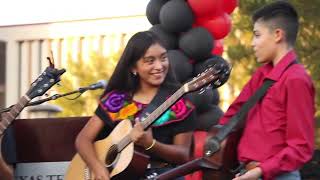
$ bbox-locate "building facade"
[0,15,151,118]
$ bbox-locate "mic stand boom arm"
[0,88,90,113]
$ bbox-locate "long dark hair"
[105,31,179,94]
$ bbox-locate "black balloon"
[146,0,168,25]
[159,0,194,33]
[195,105,224,131]
[194,55,231,88]
[150,24,178,50]
[179,27,213,62]
[167,50,193,82]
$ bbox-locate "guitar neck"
[0,95,30,136]
[116,68,221,152]
[117,86,186,152]
[141,86,185,129]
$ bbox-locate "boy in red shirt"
[219,1,315,180]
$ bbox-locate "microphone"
[79,80,107,91]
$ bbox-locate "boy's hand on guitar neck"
[130,120,154,150]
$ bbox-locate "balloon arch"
[146,0,237,178]
[146,0,237,128]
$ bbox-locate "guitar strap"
[214,79,275,142]
[229,60,298,131]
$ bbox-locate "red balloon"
[187,0,224,18]
[192,16,210,27]
[201,13,231,39]
[222,0,238,14]
[212,40,224,55]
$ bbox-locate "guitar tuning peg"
[214,80,221,86]
[215,66,222,73]
[145,112,150,117]
[141,117,146,122]
[198,88,205,94]
[226,68,232,74]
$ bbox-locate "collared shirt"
[219,51,315,180]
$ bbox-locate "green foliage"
[224,0,320,147]
[51,51,121,117]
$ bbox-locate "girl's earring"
[132,72,137,76]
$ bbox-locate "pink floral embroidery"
[171,99,187,119]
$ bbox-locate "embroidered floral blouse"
[94,90,196,147]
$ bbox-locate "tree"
[51,51,122,117]
[224,0,320,147]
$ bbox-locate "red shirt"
[219,51,315,180]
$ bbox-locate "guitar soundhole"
[105,144,119,168]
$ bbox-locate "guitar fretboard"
[141,87,185,129]
[0,96,30,136]
[117,86,186,152]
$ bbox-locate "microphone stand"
[0,87,92,114]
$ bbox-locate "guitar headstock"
[26,66,66,99]
[184,67,221,93]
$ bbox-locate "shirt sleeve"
[259,77,315,179]
[95,103,116,128]
[94,92,117,140]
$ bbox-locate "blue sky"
[0,0,149,26]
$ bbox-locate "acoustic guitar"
[0,65,65,180]
[65,66,225,180]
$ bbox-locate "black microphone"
[79,80,107,91]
